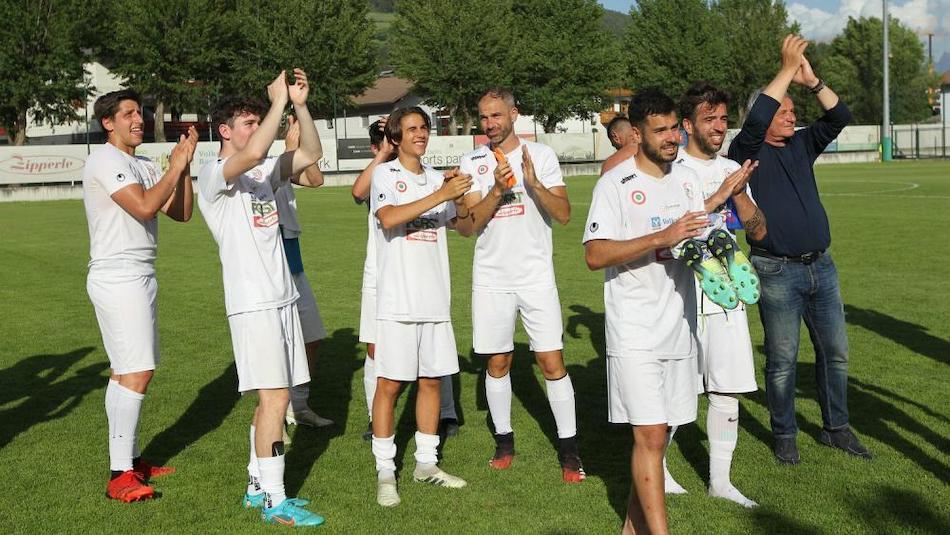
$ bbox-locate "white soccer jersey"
[582,162,704,359]
[370,159,456,322]
[83,143,161,274]
[675,151,750,315]
[197,156,298,316]
[361,207,379,291]
[458,140,565,291]
[274,183,301,239]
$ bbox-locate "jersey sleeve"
[197,158,233,203]
[92,154,138,196]
[370,166,396,215]
[582,178,623,243]
[537,145,565,189]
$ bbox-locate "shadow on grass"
[849,486,950,533]
[751,508,827,534]
[844,304,949,366]
[0,347,104,449]
[285,327,361,496]
[141,362,240,466]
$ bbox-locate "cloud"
[788,0,947,41]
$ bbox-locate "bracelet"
[808,78,825,94]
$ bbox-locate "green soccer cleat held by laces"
[681,239,739,310]
[706,230,760,305]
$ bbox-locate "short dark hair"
[212,96,266,129]
[678,81,730,123]
[368,119,385,147]
[385,107,431,145]
[94,89,141,130]
[478,87,517,108]
[627,88,676,129]
[606,115,631,139]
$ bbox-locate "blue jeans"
[750,252,850,438]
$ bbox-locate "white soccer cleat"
[413,465,467,489]
[286,406,334,428]
[377,476,401,507]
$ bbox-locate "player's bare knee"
[486,354,513,377]
[535,352,567,379]
[376,377,401,398]
[119,370,153,394]
[633,425,667,452]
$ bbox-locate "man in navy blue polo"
[728,35,871,465]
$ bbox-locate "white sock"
[247,425,261,495]
[363,356,376,419]
[105,379,118,458]
[707,394,756,507]
[664,425,687,494]
[258,455,287,509]
[439,375,457,420]
[108,383,144,472]
[414,431,440,466]
[485,372,513,435]
[372,435,397,473]
[290,383,310,413]
[545,374,577,439]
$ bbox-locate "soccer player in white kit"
[457,88,583,482]
[277,116,334,429]
[668,82,766,508]
[583,89,712,535]
[369,107,474,507]
[352,119,460,441]
[197,70,325,527]
[84,89,197,502]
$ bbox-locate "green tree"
[107,0,236,141]
[714,0,798,123]
[827,16,935,124]
[389,0,514,134]
[510,0,622,133]
[624,0,729,100]
[0,0,93,145]
[228,0,377,118]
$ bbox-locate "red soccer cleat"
[107,470,156,502]
[489,432,515,470]
[134,459,175,481]
[558,437,586,484]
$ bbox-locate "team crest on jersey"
[682,182,695,199]
[650,216,662,230]
[247,168,264,182]
[631,190,646,205]
[395,180,407,193]
[477,164,489,175]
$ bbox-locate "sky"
[599,0,950,70]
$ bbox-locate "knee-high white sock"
[105,380,119,460]
[363,356,376,419]
[545,374,577,439]
[108,383,144,472]
[258,454,287,508]
[247,425,261,494]
[372,434,397,474]
[439,375,457,420]
[290,383,310,413]
[707,393,756,507]
[664,425,687,494]
[413,431,441,467]
[485,373,513,435]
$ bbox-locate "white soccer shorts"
[472,288,564,354]
[375,320,460,381]
[228,304,310,392]
[292,271,327,344]
[358,287,376,344]
[697,310,757,394]
[607,355,698,426]
[87,271,159,375]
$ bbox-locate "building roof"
[352,76,414,106]
[942,70,950,87]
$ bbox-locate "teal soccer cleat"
[681,239,739,310]
[706,230,760,305]
[261,498,325,527]
[243,492,310,509]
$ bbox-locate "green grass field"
[1,160,948,534]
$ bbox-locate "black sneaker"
[489,432,515,469]
[362,421,373,442]
[819,427,872,459]
[557,436,586,483]
[439,418,460,438]
[774,437,800,465]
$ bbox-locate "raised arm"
[796,56,852,156]
[284,116,324,187]
[353,126,394,202]
[220,71,288,182]
[278,69,322,181]
[111,127,198,222]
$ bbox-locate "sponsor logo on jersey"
[251,199,279,227]
[630,190,646,205]
[395,180,407,192]
[406,216,438,242]
[469,153,487,161]
[388,167,400,172]
[494,191,526,218]
[589,222,599,233]
[115,172,126,182]
[620,173,638,184]
[650,216,662,230]
[378,192,386,202]
[477,164,489,175]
